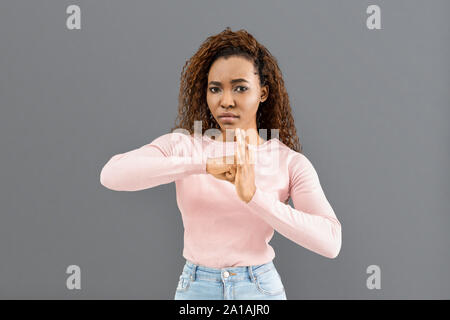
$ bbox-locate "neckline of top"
[201,134,277,149]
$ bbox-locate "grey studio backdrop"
[0,0,449,299]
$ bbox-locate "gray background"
[0,0,449,299]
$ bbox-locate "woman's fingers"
[212,172,231,181]
[209,157,236,183]
[244,139,255,165]
[236,128,246,165]
[207,155,236,175]
[245,142,250,164]
[240,130,246,165]
[234,128,240,165]
[225,167,236,183]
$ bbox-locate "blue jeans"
[174,259,287,300]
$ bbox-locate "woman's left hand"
[234,128,256,203]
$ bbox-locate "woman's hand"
[205,128,257,203]
[206,155,236,184]
[234,128,256,203]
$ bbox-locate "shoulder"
[273,140,312,170]
[286,150,321,191]
[150,131,193,145]
[288,150,312,168]
[148,131,194,156]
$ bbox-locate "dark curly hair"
[170,27,302,153]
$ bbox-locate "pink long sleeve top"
[100,132,342,268]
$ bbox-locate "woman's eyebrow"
[208,79,249,86]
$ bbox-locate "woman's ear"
[260,85,269,102]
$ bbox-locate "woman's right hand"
[206,156,236,184]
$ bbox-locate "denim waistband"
[183,259,276,282]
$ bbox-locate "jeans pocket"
[176,274,191,292]
[255,267,285,296]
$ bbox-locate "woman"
[100,27,342,300]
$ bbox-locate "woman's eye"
[209,86,248,93]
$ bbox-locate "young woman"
[100,27,342,300]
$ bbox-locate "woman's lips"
[219,116,239,123]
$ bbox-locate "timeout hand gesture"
[206,128,257,203]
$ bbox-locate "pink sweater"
[100,132,342,268]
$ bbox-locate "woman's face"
[206,56,268,136]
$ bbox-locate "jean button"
[223,271,230,278]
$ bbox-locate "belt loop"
[190,264,197,281]
[248,265,256,283]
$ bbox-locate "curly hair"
[170,27,302,153]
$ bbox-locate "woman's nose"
[220,90,235,107]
